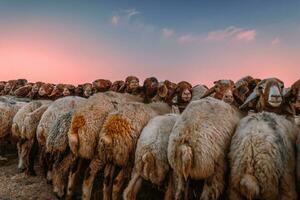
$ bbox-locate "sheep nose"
[271,94,281,100]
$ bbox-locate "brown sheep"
[240,78,294,115]
[27,82,44,99]
[233,76,261,106]
[0,81,7,95]
[66,92,143,200]
[93,79,112,93]
[284,79,300,115]
[201,79,235,103]
[120,76,141,95]
[152,80,178,105]
[172,81,192,112]
[14,83,33,98]
[110,80,125,92]
[38,83,55,99]
[142,77,159,103]
[98,101,172,200]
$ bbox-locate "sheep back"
[229,112,298,199]
[168,97,243,180]
[134,113,178,184]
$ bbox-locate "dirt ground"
[0,153,58,200]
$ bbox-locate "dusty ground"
[0,153,58,200]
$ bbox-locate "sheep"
[36,96,86,178]
[191,84,208,101]
[38,83,55,99]
[13,83,33,98]
[240,78,294,115]
[228,112,298,200]
[46,111,77,198]
[123,113,179,200]
[152,80,178,105]
[110,80,125,92]
[0,81,6,95]
[0,99,28,161]
[233,76,261,106]
[11,100,52,175]
[119,76,141,94]
[284,79,300,115]
[142,77,159,103]
[172,81,192,112]
[167,97,243,200]
[98,101,172,200]
[26,82,44,99]
[66,91,143,199]
[93,79,112,93]
[49,84,76,100]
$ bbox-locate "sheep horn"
[239,90,259,109]
[201,86,216,98]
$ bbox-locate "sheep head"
[121,76,140,94]
[176,81,192,103]
[202,79,235,104]
[93,79,112,93]
[63,84,75,96]
[82,83,93,97]
[110,80,125,92]
[0,81,6,94]
[14,83,33,98]
[74,84,84,97]
[4,80,17,95]
[38,83,54,98]
[240,78,285,112]
[233,76,261,105]
[143,77,159,103]
[284,79,300,114]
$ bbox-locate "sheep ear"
[201,86,216,98]
[239,90,260,109]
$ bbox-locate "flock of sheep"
[0,76,299,200]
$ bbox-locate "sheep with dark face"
[172,81,192,112]
[93,79,112,93]
[124,113,179,200]
[152,80,177,105]
[38,83,55,99]
[98,101,172,200]
[233,76,261,106]
[110,80,125,92]
[240,78,294,115]
[120,76,141,95]
[12,100,52,175]
[27,82,44,99]
[167,97,243,200]
[142,77,159,103]
[49,84,76,100]
[284,79,300,115]
[228,112,298,200]
[14,83,34,98]
[66,92,143,200]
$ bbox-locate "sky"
[0,0,299,86]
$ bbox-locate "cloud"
[271,37,281,46]
[177,34,199,44]
[236,30,256,42]
[110,8,155,33]
[206,26,256,42]
[162,28,175,37]
[111,15,120,26]
[176,26,257,45]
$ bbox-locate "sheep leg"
[200,159,225,200]
[174,173,185,200]
[112,166,131,200]
[25,138,38,176]
[65,157,82,200]
[123,171,143,200]
[164,172,174,200]
[279,156,297,200]
[103,164,116,200]
[82,158,102,200]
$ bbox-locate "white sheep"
[167,97,243,200]
[228,112,298,200]
[124,113,179,200]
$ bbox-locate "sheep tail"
[178,144,193,181]
[240,174,260,199]
[69,115,85,154]
[142,152,155,178]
